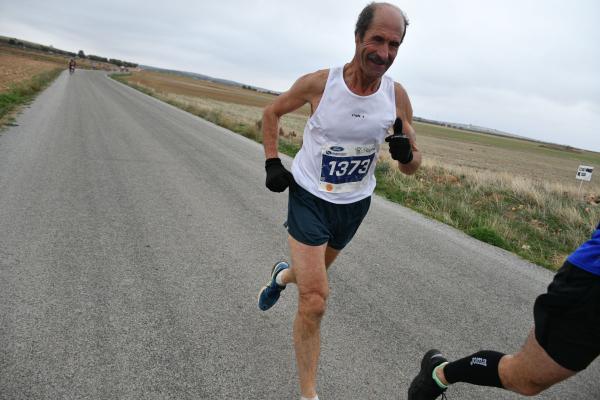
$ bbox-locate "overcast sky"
[1,0,599,152]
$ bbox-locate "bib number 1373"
[319,144,377,193]
[326,158,371,178]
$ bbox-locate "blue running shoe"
[258,261,289,311]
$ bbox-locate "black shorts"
[286,184,371,250]
[533,261,600,371]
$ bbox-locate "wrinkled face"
[355,6,405,79]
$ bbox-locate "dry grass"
[375,156,600,269]
[164,93,307,142]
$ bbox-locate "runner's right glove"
[385,118,413,164]
[265,158,294,192]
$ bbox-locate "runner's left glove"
[265,158,294,192]
[385,118,413,164]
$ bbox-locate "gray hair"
[354,2,409,43]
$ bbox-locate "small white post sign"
[576,165,594,182]
[576,165,594,197]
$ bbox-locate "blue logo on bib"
[330,146,345,152]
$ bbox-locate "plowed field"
[0,52,61,91]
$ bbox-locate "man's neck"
[343,61,382,96]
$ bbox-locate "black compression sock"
[444,350,505,388]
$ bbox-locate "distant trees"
[2,36,138,69]
[7,38,24,47]
[109,58,123,67]
[88,54,109,63]
[109,58,138,68]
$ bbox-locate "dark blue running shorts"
[286,183,371,250]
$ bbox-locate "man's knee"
[501,356,552,396]
[298,291,328,321]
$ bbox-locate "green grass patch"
[468,226,508,248]
[0,68,62,122]
[374,163,599,270]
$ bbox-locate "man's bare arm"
[394,82,421,175]
[263,71,327,159]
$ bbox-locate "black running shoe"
[408,349,448,400]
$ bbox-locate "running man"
[258,3,421,399]
[68,58,76,73]
[408,222,600,399]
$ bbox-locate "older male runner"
[258,3,421,399]
[408,222,600,399]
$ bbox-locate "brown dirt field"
[0,43,67,65]
[0,43,124,92]
[416,133,600,193]
[127,71,311,114]
[0,51,62,91]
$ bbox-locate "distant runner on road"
[68,58,76,73]
[258,2,421,399]
[408,222,600,399]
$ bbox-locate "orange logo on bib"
[326,184,334,192]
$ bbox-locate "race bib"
[319,143,377,193]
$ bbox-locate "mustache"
[367,53,388,66]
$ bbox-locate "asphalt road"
[0,70,598,400]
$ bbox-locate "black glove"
[385,118,413,164]
[265,158,294,192]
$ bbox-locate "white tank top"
[291,66,396,204]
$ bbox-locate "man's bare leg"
[498,329,575,395]
[278,243,340,286]
[435,328,575,396]
[264,238,338,397]
[285,236,335,398]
